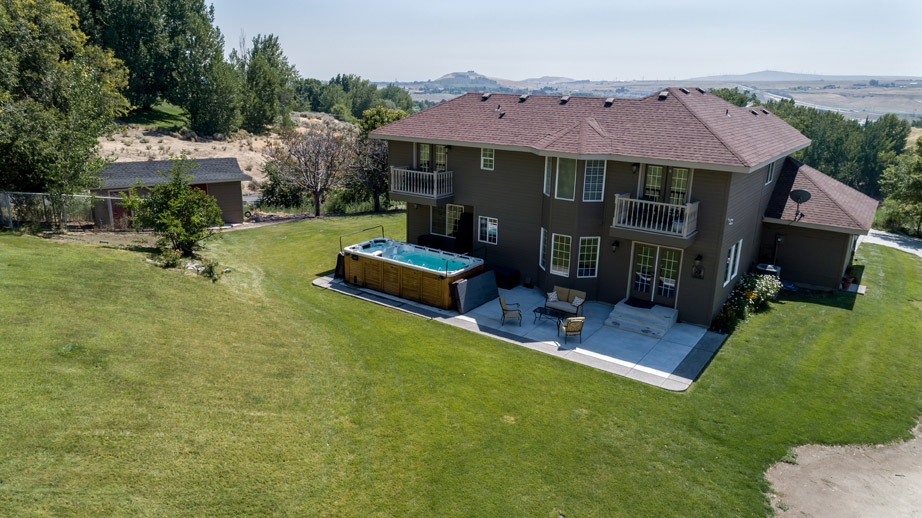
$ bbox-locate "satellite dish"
[789,190,812,204]
[789,189,811,221]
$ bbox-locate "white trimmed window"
[418,144,431,172]
[555,158,577,201]
[577,237,600,278]
[481,148,494,170]
[550,233,571,277]
[765,162,775,184]
[723,238,743,286]
[539,227,548,270]
[478,216,498,244]
[669,167,690,205]
[431,203,464,237]
[434,145,447,172]
[543,157,552,196]
[583,160,606,202]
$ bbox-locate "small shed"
[93,158,252,228]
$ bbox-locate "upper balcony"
[610,193,699,247]
[389,166,453,206]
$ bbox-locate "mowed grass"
[1,213,921,516]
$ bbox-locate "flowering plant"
[711,274,782,333]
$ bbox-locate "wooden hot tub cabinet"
[342,252,483,310]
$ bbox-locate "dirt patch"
[42,230,158,249]
[909,127,922,147]
[766,419,922,517]
[98,129,270,190]
[96,113,358,193]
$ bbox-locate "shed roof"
[764,158,878,233]
[98,158,251,189]
[370,88,811,170]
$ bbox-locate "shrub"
[121,154,224,256]
[158,247,182,268]
[199,258,223,282]
[712,274,782,333]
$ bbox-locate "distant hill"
[430,71,503,89]
[522,76,576,84]
[687,70,917,82]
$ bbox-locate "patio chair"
[499,296,522,326]
[558,317,585,344]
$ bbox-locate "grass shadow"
[779,289,857,311]
[119,103,188,132]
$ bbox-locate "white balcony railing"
[612,193,699,238]
[389,166,453,199]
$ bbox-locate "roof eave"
[373,135,752,173]
[762,217,869,235]
[744,141,811,173]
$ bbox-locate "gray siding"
[386,140,781,326]
[760,223,852,289]
[710,160,781,318]
[207,181,244,224]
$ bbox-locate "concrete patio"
[312,277,726,391]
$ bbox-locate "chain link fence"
[0,191,126,231]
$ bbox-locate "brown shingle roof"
[765,158,878,233]
[371,88,811,169]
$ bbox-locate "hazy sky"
[210,0,921,82]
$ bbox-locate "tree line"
[1,0,414,209]
[711,88,920,236]
[65,0,416,135]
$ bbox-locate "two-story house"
[370,88,878,326]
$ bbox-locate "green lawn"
[118,103,188,131]
[1,214,921,516]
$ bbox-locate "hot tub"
[342,238,484,309]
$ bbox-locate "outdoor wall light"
[631,163,640,174]
[727,217,735,225]
[692,254,705,279]
[776,234,785,244]
[611,240,620,253]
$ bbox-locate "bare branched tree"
[264,120,356,216]
[344,138,389,212]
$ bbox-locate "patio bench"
[545,285,586,316]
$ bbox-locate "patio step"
[603,299,678,338]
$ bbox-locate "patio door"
[629,243,682,308]
[641,165,691,204]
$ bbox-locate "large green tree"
[64,0,168,108]
[880,137,922,234]
[166,1,239,135]
[0,0,129,197]
[712,89,911,197]
[235,34,298,133]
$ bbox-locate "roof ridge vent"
[559,95,570,104]
[604,97,614,107]
[696,87,707,94]
[679,87,690,95]
[519,94,529,102]
[481,93,492,101]
[658,91,669,100]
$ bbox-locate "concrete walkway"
[858,229,922,260]
[312,276,726,391]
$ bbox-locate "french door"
[641,165,691,205]
[629,243,682,307]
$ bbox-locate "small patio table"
[533,306,567,325]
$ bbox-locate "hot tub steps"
[604,298,677,338]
